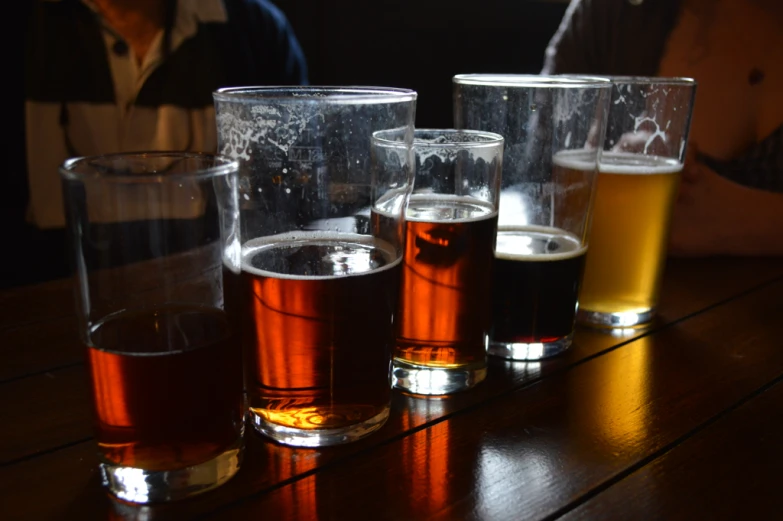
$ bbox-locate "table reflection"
[259,443,319,518]
[399,398,451,514]
[475,438,561,519]
[570,333,652,450]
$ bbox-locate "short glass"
[214,86,416,446]
[60,152,244,503]
[386,129,503,394]
[453,74,612,360]
[576,77,697,328]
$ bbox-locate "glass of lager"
[577,77,696,328]
[214,87,416,446]
[384,129,504,395]
[60,152,244,503]
[453,75,612,360]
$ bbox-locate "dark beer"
[395,194,497,368]
[490,226,586,346]
[239,233,401,434]
[86,305,243,471]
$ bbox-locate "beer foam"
[598,152,682,175]
[552,149,599,171]
[241,231,402,280]
[406,193,498,223]
[552,150,682,175]
[495,225,587,261]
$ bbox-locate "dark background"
[280,0,569,128]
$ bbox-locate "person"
[9,0,307,289]
[542,0,783,257]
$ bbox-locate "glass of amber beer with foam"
[577,77,696,328]
[385,129,503,395]
[214,87,416,446]
[60,152,244,503]
[454,74,612,359]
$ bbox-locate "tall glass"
[577,77,696,328]
[385,129,503,395]
[60,152,243,503]
[454,74,612,359]
[214,87,416,446]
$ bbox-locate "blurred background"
[280,0,570,128]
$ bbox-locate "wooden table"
[2,257,783,521]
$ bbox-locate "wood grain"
[2,256,781,383]
[202,279,783,521]
[2,277,781,521]
[0,366,92,464]
[2,256,781,465]
[559,379,783,521]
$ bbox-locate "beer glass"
[577,77,696,328]
[385,129,503,395]
[60,152,243,503]
[214,87,416,446]
[454,74,612,359]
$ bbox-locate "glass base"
[487,333,573,361]
[392,359,486,395]
[100,437,244,504]
[577,308,654,329]
[249,406,390,447]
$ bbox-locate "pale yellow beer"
[578,152,682,323]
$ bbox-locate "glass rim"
[60,151,238,183]
[213,85,417,104]
[452,74,612,89]
[413,128,505,148]
[597,75,696,86]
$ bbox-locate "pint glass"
[577,77,696,328]
[60,152,243,503]
[454,75,612,359]
[214,87,416,446]
[386,129,503,395]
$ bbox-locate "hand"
[668,147,783,257]
[668,158,736,256]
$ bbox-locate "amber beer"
[489,226,587,348]
[578,152,682,325]
[395,194,497,372]
[87,305,244,470]
[239,232,401,440]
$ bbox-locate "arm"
[542,0,682,76]
[256,0,308,85]
[541,0,611,74]
[221,0,308,86]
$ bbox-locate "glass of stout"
[453,74,612,360]
[60,152,243,503]
[214,87,416,447]
[381,129,503,395]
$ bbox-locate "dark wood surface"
[1,256,782,521]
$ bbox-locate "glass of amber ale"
[577,77,696,328]
[386,129,503,395]
[454,75,612,359]
[214,87,416,446]
[60,152,243,503]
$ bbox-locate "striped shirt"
[23,0,307,230]
[7,0,306,289]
